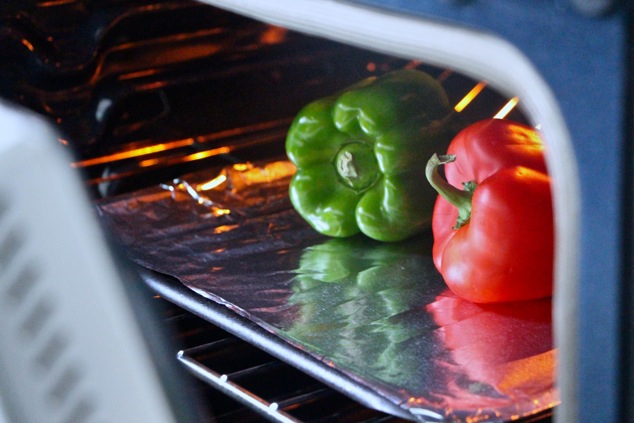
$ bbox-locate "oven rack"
[144,267,555,423]
[175,323,406,422]
[141,267,416,422]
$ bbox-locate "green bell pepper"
[286,68,454,242]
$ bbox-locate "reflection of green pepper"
[286,69,453,242]
[286,235,441,386]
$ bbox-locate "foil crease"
[96,160,558,422]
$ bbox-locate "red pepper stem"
[425,153,475,229]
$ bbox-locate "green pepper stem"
[425,153,475,229]
[335,142,379,192]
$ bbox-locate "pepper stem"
[335,142,379,192]
[425,153,476,229]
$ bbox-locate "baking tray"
[96,159,558,422]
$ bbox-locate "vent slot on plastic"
[0,194,98,423]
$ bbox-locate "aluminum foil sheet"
[96,160,558,422]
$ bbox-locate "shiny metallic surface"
[97,161,557,422]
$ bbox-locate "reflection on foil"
[158,161,296,217]
[283,236,556,421]
[96,160,558,422]
[160,178,231,217]
[286,236,439,386]
[422,292,556,420]
[283,236,446,406]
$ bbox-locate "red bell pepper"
[425,119,554,303]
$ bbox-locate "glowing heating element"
[454,82,487,113]
[494,97,520,119]
[71,139,195,168]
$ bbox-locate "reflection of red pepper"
[426,119,554,303]
[426,291,555,405]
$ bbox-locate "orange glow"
[366,62,376,72]
[38,0,75,5]
[182,146,232,163]
[213,224,238,234]
[234,161,295,187]
[232,163,252,172]
[495,350,555,394]
[259,26,287,44]
[211,207,231,217]
[118,69,159,81]
[81,146,237,186]
[72,138,194,168]
[21,39,34,52]
[454,81,487,112]
[494,97,520,119]
[138,158,160,167]
[78,118,293,186]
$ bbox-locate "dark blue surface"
[348,1,627,422]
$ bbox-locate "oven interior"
[0,0,606,421]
